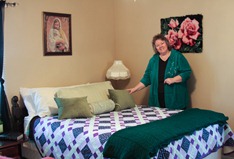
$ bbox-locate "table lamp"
[106,60,130,80]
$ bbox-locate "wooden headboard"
[11,96,28,133]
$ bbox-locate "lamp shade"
[106,60,130,80]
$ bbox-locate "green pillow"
[54,96,93,119]
[108,89,136,111]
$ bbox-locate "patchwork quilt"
[32,106,234,159]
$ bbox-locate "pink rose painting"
[161,14,203,53]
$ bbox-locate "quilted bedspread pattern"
[103,108,228,159]
[32,106,234,159]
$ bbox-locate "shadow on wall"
[187,70,196,109]
[140,87,149,105]
[107,79,131,90]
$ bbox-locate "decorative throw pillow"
[89,99,115,115]
[55,81,114,104]
[108,89,136,111]
[54,96,93,119]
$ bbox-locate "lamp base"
[108,79,130,90]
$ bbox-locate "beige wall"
[4,0,115,97]
[4,0,234,130]
[115,0,234,129]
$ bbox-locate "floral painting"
[161,14,203,53]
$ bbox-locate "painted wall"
[4,0,115,98]
[114,0,234,130]
[3,0,234,130]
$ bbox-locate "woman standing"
[128,34,191,110]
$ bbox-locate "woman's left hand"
[164,75,182,85]
[164,78,174,85]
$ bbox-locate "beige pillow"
[54,96,93,119]
[108,89,136,111]
[55,81,114,103]
[89,99,115,115]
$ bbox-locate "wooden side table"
[0,135,28,159]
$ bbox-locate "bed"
[12,81,234,159]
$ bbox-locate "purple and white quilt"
[32,106,234,159]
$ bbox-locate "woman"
[48,18,69,52]
[128,34,191,110]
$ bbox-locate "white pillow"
[31,88,60,117]
[20,83,89,117]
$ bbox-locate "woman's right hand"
[127,88,135,94]
[127,82,146,94]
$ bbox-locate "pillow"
[20,83,89,117]
[31,88,60,117]
[89,99,115,115]
[108,89,136,111]
[55,81,114,103]
[54,96,93,119]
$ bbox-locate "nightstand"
[0,135,28,159]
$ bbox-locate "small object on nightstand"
[0,134,27,158]
[0,120,3,133]
[0,132,23,141]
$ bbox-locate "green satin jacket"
[140,49,191,110]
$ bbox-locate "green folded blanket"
[103,108,228,159]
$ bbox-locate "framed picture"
[43,12,72,56]
[161,14,203,53]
